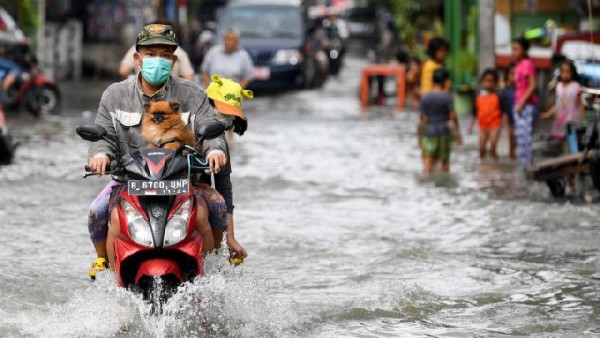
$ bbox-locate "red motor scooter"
[4,41,61,116]
[77,123,224,306]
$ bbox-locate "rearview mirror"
[197,121,226,140]
[76,124,107,142]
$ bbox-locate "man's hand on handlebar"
[207,151,227,173]
[88,156,110,177]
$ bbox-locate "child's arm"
[516,63,537,113]
[450,110,463,146]
[467,117,476,135]
[499,89,512,126]
[541,105,557,119]
[467,96,477,134]
[578,92,586,123]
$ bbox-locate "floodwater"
[1,58,599,337]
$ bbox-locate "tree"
[16,0,38,38]
[369,0,443,42]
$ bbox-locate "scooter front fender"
[135,258,183,284]
[113,235,149,287]
[113,232,205,287]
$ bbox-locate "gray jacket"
[89,75,226,160]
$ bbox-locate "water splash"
[3,272,137,337]
[136,254,302,337]
[2,255,300,338]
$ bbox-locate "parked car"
[217,0,327,90]
[0,6,24,44]
[343,6,376,42]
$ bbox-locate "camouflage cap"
[136,24,178,47]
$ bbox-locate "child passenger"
[419,69,462,173]
[468,69,503,160]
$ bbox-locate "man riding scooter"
[86,24,247,278]
[0,49,20,164]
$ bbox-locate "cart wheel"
[574,173,587,198]
[590,152,600,192]
[546,178,566,197]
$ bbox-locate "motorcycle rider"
[0,49,20,164]
[0,46,20,129]
[87,24,242,278]
[322,9,349,75]
[119,21,196,81]
[200,28,254,90]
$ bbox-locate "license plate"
[127,179,189,196]
[253,67,270,80]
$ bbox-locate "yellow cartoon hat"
[205,75,253,119]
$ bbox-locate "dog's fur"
[141,101,194,151]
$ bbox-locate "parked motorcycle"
[4,42,61,117]
[76,122,225,309]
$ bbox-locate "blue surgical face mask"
[140,56,172,85]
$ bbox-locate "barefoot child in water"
[419,69,462,173]
[499,64,516,159]
[512,37,537,166]
[468,69,503,160]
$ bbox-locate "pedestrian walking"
[512,37,537,167]
[371,10,400,104]
[201,28,254,89]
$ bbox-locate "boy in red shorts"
[468,69,503,160]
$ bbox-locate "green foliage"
[16,0,38,38]
[369,0,422,41]
[448,50,478,91]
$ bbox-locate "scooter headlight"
[164,198,192,246]
[123,201,154,247]
[272,49,302,65]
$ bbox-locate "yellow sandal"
[89,257,108,280]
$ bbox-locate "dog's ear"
[144,102,152,112]
[169,101,180,112]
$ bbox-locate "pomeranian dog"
[141,101,194,151]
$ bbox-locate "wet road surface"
[0,58,599,337]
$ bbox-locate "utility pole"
[478,0,495,76]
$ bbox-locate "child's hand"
[455,139,463,147]
[467,125,474,135]
[540,110,555,119]
[515,102,524,116]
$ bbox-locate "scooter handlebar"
[83,161,120,177]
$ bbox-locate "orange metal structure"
[360,64,406,110]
